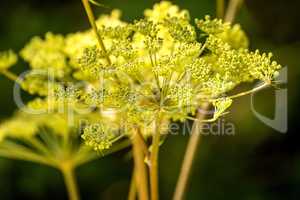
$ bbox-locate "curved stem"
[223,82,270,99]
[61,163,80,200]
[211,82,270,102]
[149,115,161,200]
[0,69,22,84]
[172,103,210,200]
[132,129,149,200]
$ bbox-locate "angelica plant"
[0,50,128,200]
[0,0,282,200]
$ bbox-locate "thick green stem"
[132,129,149,200]
[61,163,80,200]
[172,103,209,200]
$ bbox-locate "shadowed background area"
[0,0,300,199]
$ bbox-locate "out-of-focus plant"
[0,0,282,200]
[0,106,129,200]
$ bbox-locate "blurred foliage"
[0,0,300,199]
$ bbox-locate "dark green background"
[0,0,299,199]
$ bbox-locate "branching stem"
[136,128,150,159]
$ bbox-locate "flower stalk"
[216,0,225,19]
[0,1,283,200]
[150,115,162,200]
[128,168,137,200]
[132,128,149,200]
[172,103,210,200]
[61,162,80,200]
[0,69,22,84]
[225,0,244,22]
[173,1,245,199]
[81,0,111,65]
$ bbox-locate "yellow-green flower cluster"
[0,1,282,151]
[20,33,68,78]
[0,50,17,70]
[212,98,233,119]
[81,123,115,151]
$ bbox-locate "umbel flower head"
[82,123,116,151]
[0,1,281,152]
